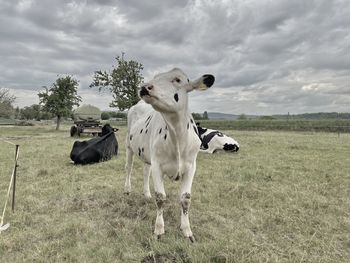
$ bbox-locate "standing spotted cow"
[124,68,215,241]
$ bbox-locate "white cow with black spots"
[196,123,240,154]
[124,68,215,241]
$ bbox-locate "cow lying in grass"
[125,68,215,241]
[70,124,118,165]
[196,123,239,153]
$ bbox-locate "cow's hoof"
[155,233,164,241]
[144,193,152,199]
[188,236,196,243]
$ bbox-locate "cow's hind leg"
[143,164,152,198]
[180,163,196,242]
[124,146,134,194]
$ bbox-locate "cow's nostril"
[140,87,150,97]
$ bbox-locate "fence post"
[12,145,19,212]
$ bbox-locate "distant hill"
[274,112,350,120]
[208,112,259,120]
[207,112,239,120]
[206,112,350,120]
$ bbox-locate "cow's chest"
[129,116,200,178]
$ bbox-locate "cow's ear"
[187,74,215,92]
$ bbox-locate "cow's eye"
[173,77,181,83]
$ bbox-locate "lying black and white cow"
[70,124,118,165]
[196,123,239,153]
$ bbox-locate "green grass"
[198,119,350,133]
[1,124,350,262]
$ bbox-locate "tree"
[192,113,203,120]
[38,76,81,130]
[101,112,110,120]
[238,114,247,120]
[203,111,209,120]
[90,55,144,110]
[20,104,52,120]
[0,88,16,118]
[20,105,37,120]
[14,106,20,119]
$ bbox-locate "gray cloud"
[1,0,350,114]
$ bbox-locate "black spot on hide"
[129,134,133,140]
[145,115,152,128]
[196,126,207,138]
[201,131,221,150]
[159,128,162,134]
[145,129,148,134]
[140,129,143,134]
[174,93,179,102]
[223,143,239,152]
[187,123,189,129]
[138,148,141,156]
[164,134,167,140]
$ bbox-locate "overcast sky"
[1,0,350,115]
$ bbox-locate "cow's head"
[139,68,215,113]
[101,124,118,136]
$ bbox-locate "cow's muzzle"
[140,84,153,97]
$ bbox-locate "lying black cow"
[70,124,118,165]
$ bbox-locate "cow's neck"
[161,109,191,170]
[162,108,189,140]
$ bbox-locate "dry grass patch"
[0,125,349,262]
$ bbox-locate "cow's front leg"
[143,164,152,199]
[180,162,196,242]
[152,165,166,238]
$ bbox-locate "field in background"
[196,119,350,133]
[0,124,350,262]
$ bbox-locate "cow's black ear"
[188,74,215,92]
[202,74,215,88]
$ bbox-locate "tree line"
[0,55,143,129]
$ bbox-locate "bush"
[101,112,111,120]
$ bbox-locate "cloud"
[1,0,350,114]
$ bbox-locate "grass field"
[1,124,350,262]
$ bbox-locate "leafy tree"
[101,112,110,120]
[192,113,203,120]
[203,111,209,120]
[90,55,144,110]
[115,112,127,119]
[260,115,275,120]
[0,88,16,118]
[20,104,52,120]
[14,106,20,119]
[238,114,247,120]
[20,105,37,120]
[38,76,81,130]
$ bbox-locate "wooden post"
[12,145,19,212]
